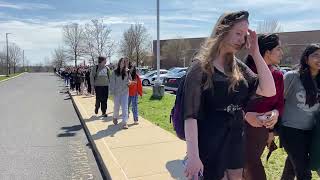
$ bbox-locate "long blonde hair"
[195,11,249,92]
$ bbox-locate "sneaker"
[133,121,139,125]
[94,108,98,115]
[122,123,129,129]
[102,114,108,117]
[113,118,118,125]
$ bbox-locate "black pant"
[281,156,296,180]
[86,79,91,94]
[243,123,269,180]
[280,126,312,180]
[75,83,81,92]
[95,86,109,114]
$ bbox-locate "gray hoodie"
[109,70,130,96]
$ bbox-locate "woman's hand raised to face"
[247,29,260,56]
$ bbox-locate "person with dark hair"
[183,11,276,180]
[279,44,320,180]
[110,57,131,129]
[64,68,71,87]
[128,64,143,124]
[75,68,82,95]
[90,56,110,117]
[243,34,284,180]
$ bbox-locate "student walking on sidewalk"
[90,56,111,117]
[128,64,143,125]
[279,44,320,180]
[183,11,276,180]
[243,34,284,180]
[110,58,131,129]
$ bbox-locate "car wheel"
[142,79,149,86]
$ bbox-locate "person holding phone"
[183,11,276,180]
[128,64,143,124]
[243,34,284,180]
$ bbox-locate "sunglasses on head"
[222,11,249,25]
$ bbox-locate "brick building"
[152,30,320,69]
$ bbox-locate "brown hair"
[195,11,249,92]
[98,56,106,64]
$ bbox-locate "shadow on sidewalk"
[57,125,83,137]
[166,160,185,179]
[91,124,122,139]
[84,115,114,123]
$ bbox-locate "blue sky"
[0,0,319,65]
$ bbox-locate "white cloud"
[0,0,319,65]
[0,20,62,64]
[0,1,55,10]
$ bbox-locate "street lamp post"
[22,50,25,72]
[156,0,160,83]
[6,33,11,77]
[152,0,165,98]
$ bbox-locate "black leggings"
[75,83,81,92]
[280,126,312,180]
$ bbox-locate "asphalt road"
[0,73,104,180]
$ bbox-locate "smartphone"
[257,115,271,121]
[182,158,204,180]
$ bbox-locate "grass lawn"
[138,88,175,134]
[138,88,320,180]
[0,73,22,81]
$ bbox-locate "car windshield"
[176,71,186,77]
[143,71,156,77]
[168,68,185,75]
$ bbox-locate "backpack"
[94,65,110,81]
[170,71,205,141]
[170,75,187,140]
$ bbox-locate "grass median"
[138,88,175,133]
[0,73,23,81]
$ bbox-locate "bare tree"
[161,38,192,67]
[51,46,67,69]
[257,19,283,34]
[0,50,6,74]
[84,19,113,65]
[120,28,135,60]
[119,23,150,66]
[25,59,30,72]
[8,43,22,74]
[105,40,116,60]
[63,23,85,67]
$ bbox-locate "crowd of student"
[57,10,320,180]
[58,56,143,130]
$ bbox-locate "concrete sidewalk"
[70,93,186,180]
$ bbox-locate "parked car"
[140,69,168,86]
[168,67,187,74]
[163,71,187,93]
[280,66,292,74]
[150,67,187,85]
[136,67,150,75]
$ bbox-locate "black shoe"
[94,108,98,115]
[102,113,108,117]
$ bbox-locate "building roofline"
[153,29,320,41]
